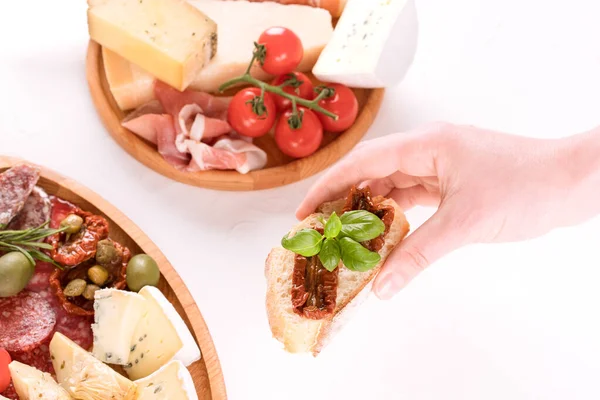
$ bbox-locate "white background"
[2,1,600,399]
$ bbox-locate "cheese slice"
[88,0,217,91]
[50,332,138,400]
[135,360,198,400]
[0,395,9,400]
[8,361,71,400]
[92,288,147,365]
[312,0,418,88]
[103,0,333,110]
[125,286,201,380]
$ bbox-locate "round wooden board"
[86,41,385,191]
[0,156,227,400]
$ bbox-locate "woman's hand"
[297,123,600,299]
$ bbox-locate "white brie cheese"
[91,288,147,365]
[135,360,198,400]
[50,332,138,400]
[312,0,418,88]
[8,361,71,400]
[125,286,201,380]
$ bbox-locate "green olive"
[64,279,87,297]
[126,254,160,292]
[96,239,119,265]
[82,284,100,301]
[0,252,34,297]
[87,265,109,286]
[60,214,84,234]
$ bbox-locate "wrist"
[555,127,600,226]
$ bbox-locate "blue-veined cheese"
[91,288,147,365]
[88,0,217,91]
[49,332,138,400]
[135,360,198,400]
[8,361,71,400]
[312,0,418,88]
[124,286,201,380]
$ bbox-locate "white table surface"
[2,1,600,399]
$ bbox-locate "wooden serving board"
[86,41,385,191]
[0,156,227,400]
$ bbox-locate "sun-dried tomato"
[47,208,109,266]
[291,254,339,320]
[50,239,129,317]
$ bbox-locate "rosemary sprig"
[0,221,66,269]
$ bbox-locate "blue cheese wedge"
[125,286,201,380]
[91,288,147,365]
[50,332,138,400]
[312,0,418,88]
[135,360,198,400]
[8,361,71,400]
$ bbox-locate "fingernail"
[375,273,404,300]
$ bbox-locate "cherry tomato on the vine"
[257,27,303,76]
[316,84,359,133]
[227,88,276,138]
[271,72,314,112]
[0,348,11,393]
[275,107,323,158]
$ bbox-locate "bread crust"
[265,196,410,355]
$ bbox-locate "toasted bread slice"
[265,195,410,355]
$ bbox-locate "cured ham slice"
[123,82,266,173]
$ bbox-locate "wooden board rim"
[0,156,227,400]
[85,40,385,191]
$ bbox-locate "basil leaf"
[319,238,341,272]
[340,210,385,242]
[339,237,381,272]
[324,212,342,239]
[281,229,323,257]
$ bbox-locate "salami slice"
[0,291,56,353]
[0,165,40,228]
[0,382,17,400]
[11,342,54,375]
[25,261,55,292]
[6,186,52,230]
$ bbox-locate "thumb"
[373,206,464,300]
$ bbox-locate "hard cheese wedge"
[312,0,418,88]
[92,288,147,365]
[103,0,333,110]
[88,0,217,91]
[125,286,201,380]
[8,361,71,400]
[50,332,138,400]
[135,360,198,400]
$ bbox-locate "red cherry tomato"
[258,27,303,76]
[227,88,276,138]
[275,107,323,158]
[0,348,11,393]
[316,84,359,133]
[271,72,314,112]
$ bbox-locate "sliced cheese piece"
[0,395,9,400]
[88,0,217,91]
[312,0,418,88]
[135,360,198,400]
[50,332,138,400]
[103,0,333,110]
[92,288,147,365]
[8,361,71,400]
[125,286,201,380]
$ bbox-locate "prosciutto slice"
[122,81,266,174]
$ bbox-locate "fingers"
[296,130,439,219]
[387,185,441,211]
[373,206,464,300]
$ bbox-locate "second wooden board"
[86,41,384,191]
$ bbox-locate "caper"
[63,279,87,297]
[60,214,84,234]
[82,284,101,300]
[87,265,109,286]
[126,254,160,292]
[96,239,119,265]
[0,252,34,297]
